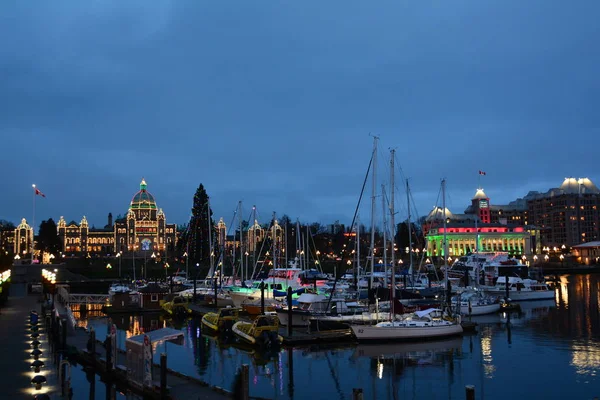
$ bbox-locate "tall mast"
[407,179,413,281]
[381,184,387,278]
[296,219,301,269]
[252,205,256,277]
[354,214,360,288]
[369,136,378,288]
[442,179,448,278]
[238,201,243,281]
[389,150,396,316]
[284,219,288,268]
[272,211,277,269]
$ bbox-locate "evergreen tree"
[37,218,62,255]
[187,184,214,266]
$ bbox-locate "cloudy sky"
[1,1,599,231]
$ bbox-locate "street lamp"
[183,251,188,279]
[106,263,112,269]
[533,255,538,264]
[544,254,549,262]
[164,262,170,280]
[244,252,249,281]
[560,254,564,266]
[116,251,122,278]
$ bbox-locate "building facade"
[425,188,535,257]
[57,179,177,257]
[13,218,33,256]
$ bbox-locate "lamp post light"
[106,263,112,270]
[560,254,564,267]
[116,251,122,279]
[244,252,249,281]
[533,255,538,264]
[544,254,549,262]
[164,262,170,280]
[183,251,188,279]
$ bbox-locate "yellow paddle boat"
[232,314,283,348]
[201,307,241,333]
[161,296,192,318]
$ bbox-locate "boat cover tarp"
[414,308,441,318]
[126,327,184,347]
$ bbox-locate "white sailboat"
[350,159,463,341]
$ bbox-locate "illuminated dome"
[426,206,454,221]
[559,177,600,194]
[130,179,157,210]
[472,188,488,200]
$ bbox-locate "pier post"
[61,319,67,352]
[90,329,96,362]
[352,388,364,400]
[160,353,167,399]
[465,385,475,400]
[287,286,293,336]
[105,335,112,373]
[260,281,265,315]
[241,364,249,400]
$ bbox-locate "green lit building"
[425,188,537,258]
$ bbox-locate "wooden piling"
[465,385,475,400]
[160,353,167,399]
[352,388,364,400]
[61,319,67,352]
[287,286,293,336]
[241,364,249,400]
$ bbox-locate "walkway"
[0,283,59,399]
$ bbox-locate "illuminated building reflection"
[480,327,496,378]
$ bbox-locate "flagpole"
[32,184,36,265]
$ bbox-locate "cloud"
[1,0,599,228]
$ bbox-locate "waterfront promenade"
[0,283,232,400]
[0,283,58,399]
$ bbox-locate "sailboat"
[350,175,463,341]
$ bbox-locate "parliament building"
[58,179,177,257]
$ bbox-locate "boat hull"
[485,290,555,301]
[350,323,463,342]
[276,310,312,327]
[460,303,501,316]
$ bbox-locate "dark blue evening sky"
[1,1,599,230]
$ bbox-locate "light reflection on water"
[78,274,600,399]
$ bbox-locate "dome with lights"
[130,179,157,210]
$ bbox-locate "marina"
[2,271,595,399]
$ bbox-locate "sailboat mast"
[442,179,448,280]
[238,201,243,281]
[355,214,360,288]
[407,179,413,282]
[389,150,396,316]
[369,136,378,288]
[272,212,277,269]
[381,184,387,278]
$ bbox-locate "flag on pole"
[35,188,46,198]
[478,170,486,176]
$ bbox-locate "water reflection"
[70,274,600,399]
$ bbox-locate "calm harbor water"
[82,274,600,400]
